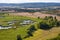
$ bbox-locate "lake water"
[20,20,34,25]
[0,26,12,29]
[0,20,34,29]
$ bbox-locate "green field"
[0,13,42,40]
[0,13,60,40]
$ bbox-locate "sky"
[0,0,60,3]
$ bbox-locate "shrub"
[39,22,52,30]
[17,35,22,40]
[24,25,36,38]
[28,25,37,32]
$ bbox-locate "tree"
[54,16,57,22]
[17,35,22,40]
[27,31,33,36]
[38,22,52,30]
[28,25,36,33]
[37,17,40,19]
[56,21,60,27]
[24,31,33,39]
[25,25,36,38]
[44,16,48,20]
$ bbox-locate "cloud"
[0,0,60,3]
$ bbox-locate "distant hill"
[0,3,60,8]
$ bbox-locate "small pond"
[8,20,18,26]
[0,16,4,18]
[0,20,35,29]
[0,25,12,29]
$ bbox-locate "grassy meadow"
[0,13,42,40]
[0,13,60,40]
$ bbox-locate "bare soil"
[9,12,60,20]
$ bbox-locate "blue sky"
[0,0,60,3]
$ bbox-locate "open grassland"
[25,27,60,40]
[0,12,60,40]
[10,12,60,40]
[0,13,42,40]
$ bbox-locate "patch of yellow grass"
[25,27,60,40]
[25,29,43,40]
